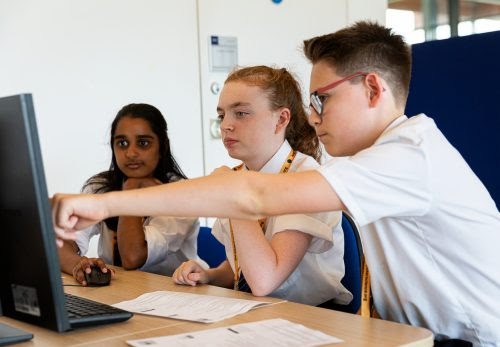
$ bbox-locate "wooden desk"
[0,267,433,347]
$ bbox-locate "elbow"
[244,267,281,296]
[120,254,146,270]
[121,263,138,271]
[250,288,271,297]
[246,280,275,297]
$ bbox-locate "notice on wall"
[209,35,238,72]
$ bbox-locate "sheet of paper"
[113,290,278,323]
[126,318,343,347]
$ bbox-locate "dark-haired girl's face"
[113,116,160,179]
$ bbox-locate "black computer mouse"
[84,267,111,286]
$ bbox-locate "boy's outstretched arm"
[52,169,344,241]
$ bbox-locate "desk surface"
[0,267,433,347]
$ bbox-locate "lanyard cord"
[229,149,297,290]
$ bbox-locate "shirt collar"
[259,140,292,174]
[381,115,408,135]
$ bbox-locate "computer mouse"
[84,267,111,286]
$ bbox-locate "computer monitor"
[0,93,74,333]
[0,94,132,342]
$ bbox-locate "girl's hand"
[172,260,210,286]
[71,257,115,286]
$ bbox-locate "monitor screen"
[0,94,71,332]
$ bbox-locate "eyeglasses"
[309,72,368,116]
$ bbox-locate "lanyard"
[229,149,297,290]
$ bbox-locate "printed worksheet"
[113,290,280,323]
[126,318,343,347]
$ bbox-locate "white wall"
[0,0,386,197]
[0,0,203,194]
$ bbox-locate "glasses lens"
[310,93,322,116]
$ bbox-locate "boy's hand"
[51,193,108,245]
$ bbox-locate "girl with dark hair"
[59,103,201,285]
[172,66,351,307]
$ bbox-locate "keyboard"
[65,293,133,328]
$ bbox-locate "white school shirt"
[212,140,352,306]
[75,216,201,277]
[318,114,500,346]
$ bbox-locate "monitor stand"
[0,323,33,346]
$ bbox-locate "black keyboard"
[65,293,133,328]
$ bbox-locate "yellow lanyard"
[360,257,371,317]
[229,149,297,290]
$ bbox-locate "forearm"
[117,216,147,269]
[233,220,311,296]
[103,170,343,220]
[104,172,261,219]
[232,220,282,295]
[52,170,344,241]
[58,240,82,274]
[207,260,235,288]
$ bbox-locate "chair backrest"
[197,226,226,268]
[339,212,363,314]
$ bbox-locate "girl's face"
[217,81,286,170]
[113,116,160,178]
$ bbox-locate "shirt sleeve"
[74,224,101,256]
[211,219,235,272]
[211,219,225,244]
[317,139,432,226]
[270,211,341,253]
[142,216,200,268]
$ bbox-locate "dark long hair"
[82,103,186,230]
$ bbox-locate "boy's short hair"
[303,21,412,108]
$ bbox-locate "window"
[387,0,500,44]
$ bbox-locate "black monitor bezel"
[0,94,70,332]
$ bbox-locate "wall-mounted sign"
[209,36,238,72]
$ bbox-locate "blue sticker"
[272,0,282,4]
[211,36,219,45]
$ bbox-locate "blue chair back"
[339,212,363,314]
[197,226,226,268]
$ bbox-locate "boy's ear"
[275,107,291,134]
[365,73,385,107]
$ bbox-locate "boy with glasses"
[52,21,500,346]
